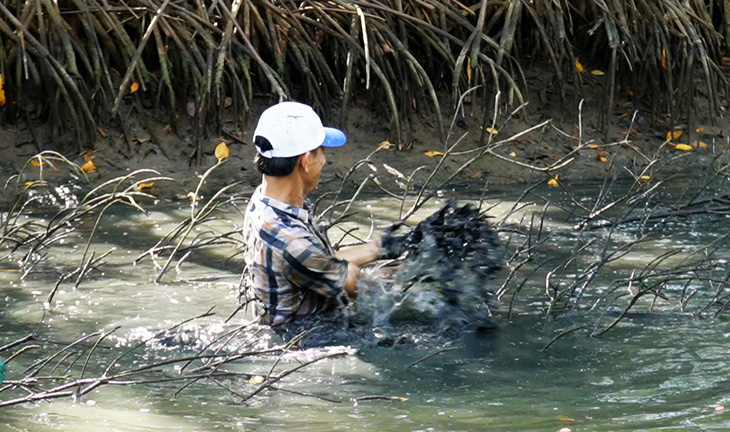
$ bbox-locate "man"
[243,102,399,325]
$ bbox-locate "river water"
[2,178,730,431]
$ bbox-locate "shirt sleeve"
[281,234,348,299]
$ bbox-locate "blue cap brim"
[322,127,347,147]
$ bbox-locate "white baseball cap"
[253,102,346,158]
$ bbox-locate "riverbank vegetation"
[1,0,729,158]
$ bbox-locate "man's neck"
[260,175,306,208]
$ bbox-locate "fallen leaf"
[588,143,599,149]
[547,175,559,187]
[97,127,108,138]
[693,141,708,149]
[424,151,444,157]
[591,70,605,76]
[249,375,265,385]
[485,127,498,135]
[30,159,43,167]
[666,130,683,140]
[546,153,562,159]
[163,124,172,132]
[597,155,608,163]
[695,126,706,133]
[575,59,584,73]
[558,417,576,422]
[186,191,201,202]
[81,160,97,173]
[136,182,155,191]
[639,175,651,181]
[626,88,634,96]
[470,171,483,178]
[674,143,692,151]
[0,74,5,107]
[130,82,140,93]
[662,47,667,70]
[509,151,517,158]
[215,142,230,162]
[378,140,392,149]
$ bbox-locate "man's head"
[253,102,346,180]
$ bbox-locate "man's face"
[303,147,326,193]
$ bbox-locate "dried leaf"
[0,74,6,107]
[665,130,683,140]
[590,70,605,76]
[249,375,265,385]
[80,150,96,162]
[509,152,517,158]
[485,127,498,135]
[639,175,651,181]
[215,142,230,162]
[558,417,576,422]
[377,140,392,149]
[696,126,706,133]
[693,141,708,149]
[186,192,201,202]
[469,171,483,178]
[661,47,667,70]
[424,151,444,157]
[163,124,172,132]
[597,155,608,163]
[588,143,599,149]
[81,160,97,173]
[97,127,108,138]
[466,57,472,84]
[626,88,634,96]
[30,159,43,167]
[136,182,155,191]
[547,175,559,187]
[575,59,584,73]
[674,143,692,151]
[130,82,140,93]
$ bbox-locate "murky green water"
[2,181,730,431]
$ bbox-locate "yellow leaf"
[130,82,140,93]
[30,159,43,167]
[665,130,683,140]
[163,124,172,132]
[249,375,265,385]
[598,155,608,163]
[136,182,155,191]
[587,143,599,149]
[639,175,651,181]
[81,160,97,173]
[378,140,392,149]
[509,151,517,158]
[485,127,498,135]
[424,151,444,157]
[696,126,706,133]
[693,141,708,149]
[466,57,472,84]
[661,47,667,70]
[547,175,559,187]
[590,70,605,76]
[469,171,483,178]
[0,74,5,107]
[674,143,692,151]
[97,127,108,138]
[558,417,576,422]
[215,142,230,162]
[575,59,584,73]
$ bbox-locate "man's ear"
[299,152,311,173]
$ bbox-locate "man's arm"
[335,241,382,267]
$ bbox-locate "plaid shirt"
[243,186,348,325]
